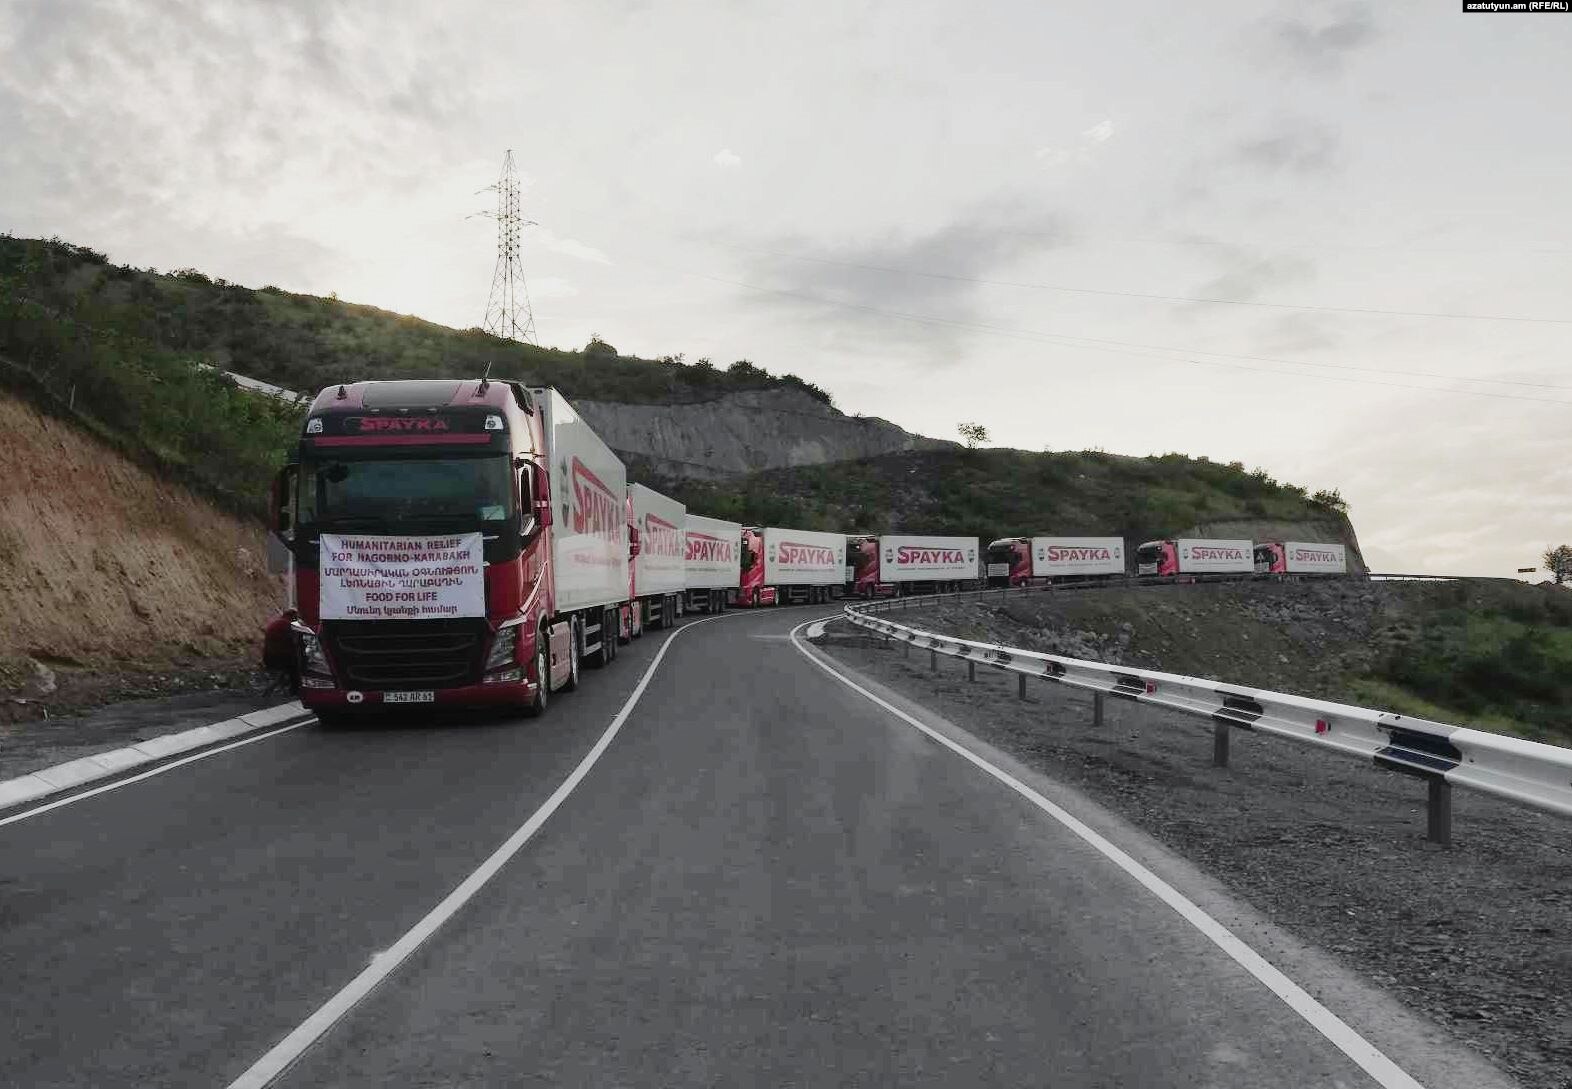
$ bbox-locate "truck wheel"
[524,632,549,718]
[564,617,581,691]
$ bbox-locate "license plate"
[384,690,435,704]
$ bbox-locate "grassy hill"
[657,447,1355,552]
[0,234,1352,545]
[0,234,832,406]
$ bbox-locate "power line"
[475,150,538,345]
[748,247,1572,326]
[669,266,1572,407]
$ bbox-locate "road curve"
[2,604,1448,1087]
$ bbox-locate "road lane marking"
[789,620,1425,1089]
[226,613,729,1089]
[0,723,311,829]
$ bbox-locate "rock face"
[1182,518,1368,573]
[575,388,952,480]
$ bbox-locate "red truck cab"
[986,537,1032,587]
[269,378,564,723]
[735,527,778,607]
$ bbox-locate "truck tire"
[604,608,618,662]
[524,630,549,718]
[564,616,581,691]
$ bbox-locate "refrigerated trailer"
[1255,541,1348,575]
[986,536,1125,587]
[627,482,686,632]
[1136,538,1253,577]
[683,513,740,613]
[267,379,628,724]
[736,526,844,606]
[848,535,979,596]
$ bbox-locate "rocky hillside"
[662,447,1361,561]
[0,390,281,716]
[578,388,949,479]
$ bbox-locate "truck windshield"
[298,455,514,533]
[987,544,1016,564]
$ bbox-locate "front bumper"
[300,679,536,712]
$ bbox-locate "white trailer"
[879,535,979,592]
[1255,540,1348,575]
[759,527,844,605]
[535,388,629,666]
[1031,537,1125,578]
[683,513,740,613]
[627,482,686,632]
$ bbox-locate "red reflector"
[1315,719,1330,734]
[1144,680,1157,694]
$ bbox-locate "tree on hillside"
[1312,487,1349,514]
[957,422,988,448]
[1544,544,1572,585]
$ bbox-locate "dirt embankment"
[0,392,282,718]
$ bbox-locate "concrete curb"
[0,701,314,813]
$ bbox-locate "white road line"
[0,722,311,830]
[788,621,1426,1089]
[226,614,728,1089]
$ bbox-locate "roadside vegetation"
[664,447,1355,548]
[0,234,832,407]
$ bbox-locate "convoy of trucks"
[266,379,1351,722]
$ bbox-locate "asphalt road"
[0,605,1501,1087]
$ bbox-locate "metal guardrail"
[840,589,1572,844]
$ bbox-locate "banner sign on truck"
[685,514,742,590]
[629,483,686,597]
[1284,541,1346,574]
[318,533,484,620]
[879,536,978,582]
[1032,537,1125,577]
[763,527,845,586]
[1177,538,1254,574]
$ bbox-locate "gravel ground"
[817,619,1572,1089]
[0,675,280,781]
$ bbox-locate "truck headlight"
[484,625,519,672]
[298,632,330,676]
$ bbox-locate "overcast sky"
[3,1,1569,575]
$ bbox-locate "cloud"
[1256,2,1377,74]
[1082,119,1115,143]
[1035,117,1116,167]
[535,228,612,265]
[744,201,1070,358]
[712,148,742,168]
[1234,123,1339,174]
[1194,251,1316,304]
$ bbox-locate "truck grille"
[322,619,489,690]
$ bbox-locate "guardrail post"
[1213,722,1230,768]
[1000,589,1007,605]
[1093,691,1105,728]
[1427,779,1453,847]
[1017,674,1027,700]
[930,648,938,671]
[903,639,910,658]
[967,661,975,682]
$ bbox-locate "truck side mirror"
[534,461,553,527]
[268,466,296,536]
